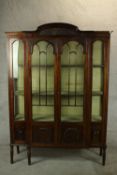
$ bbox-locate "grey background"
[0,0,117,174]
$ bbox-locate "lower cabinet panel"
[61,124,84,145]
[14,122,102,147]
[32,123,84,146]
[32,125,54,144]
[14,122,26,142]
[90,123,102,146]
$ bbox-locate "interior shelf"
[92,115,102,122]
[31,65,54,67]
[32,104,54,106]
[32,91,54,96]
[61,64,84,67]
[15,90,84,96]
[30,64,85,68]
[33,115,54,121]
[15,90,103,96]
[15,114,25,121]
[15,114,102,122]
[92,91,103,96]
[92,65,104,68]
[15,90,24,95]
[61,91,84,96]
[15,114,54,121]
[61,115,83,122]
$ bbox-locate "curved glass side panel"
[92,40,103,122]
[61,41,85,122]
[12,40,24,121]
[31,41,55,121]
[92,41,103,65]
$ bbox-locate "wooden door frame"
[27,38,60,145]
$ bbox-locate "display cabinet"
[6,23,110,165]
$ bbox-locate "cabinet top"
[5,22,110,38]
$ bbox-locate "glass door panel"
[31,41,55,121]
[92,41,103,122]
[61,41,85,122]
[12,40,25,121]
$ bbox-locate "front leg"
[102,146,107,165]
[27,146,31,165]
[99,147,102,156]
[10,145,14,164]
[16,146,20,154]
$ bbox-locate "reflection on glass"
[61,41,85,122]
[92,41,103,65]
[12,40,24,120]
[92,96,101,121]
[92,68,103,92]
[31,41,54,121]
[92,40,103,121]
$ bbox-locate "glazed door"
[29,40,56,145]
[31,41,55,121]
[60,40,86,145]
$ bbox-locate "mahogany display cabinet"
[6,23,110,165]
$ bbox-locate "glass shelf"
[61,104,83,107]
[15,114,25,121]
[33,115,54,121]
[92,91,103,96]
[61,105,83,122]
[14,90,54,96]
[31,65,54,67]
[92,115,102,122]
[15,114,54,121]
[15,90,84,96]
[61,115,83,122]
[61,91,84,96]
[28,64,84,68]
[15,90,103,96]
[32,104,54,106]
[61,64,84,67]
[92,65,104,68]
[15,90,24,95]
[32,91,54,96]
[15,114,102,122]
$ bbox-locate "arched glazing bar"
[31,41,55,121]
[60,41,85,122]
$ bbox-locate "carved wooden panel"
[91,124,102,145]
[14,124,25,141]
[61,126,83,145]
[32,126,54,144]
